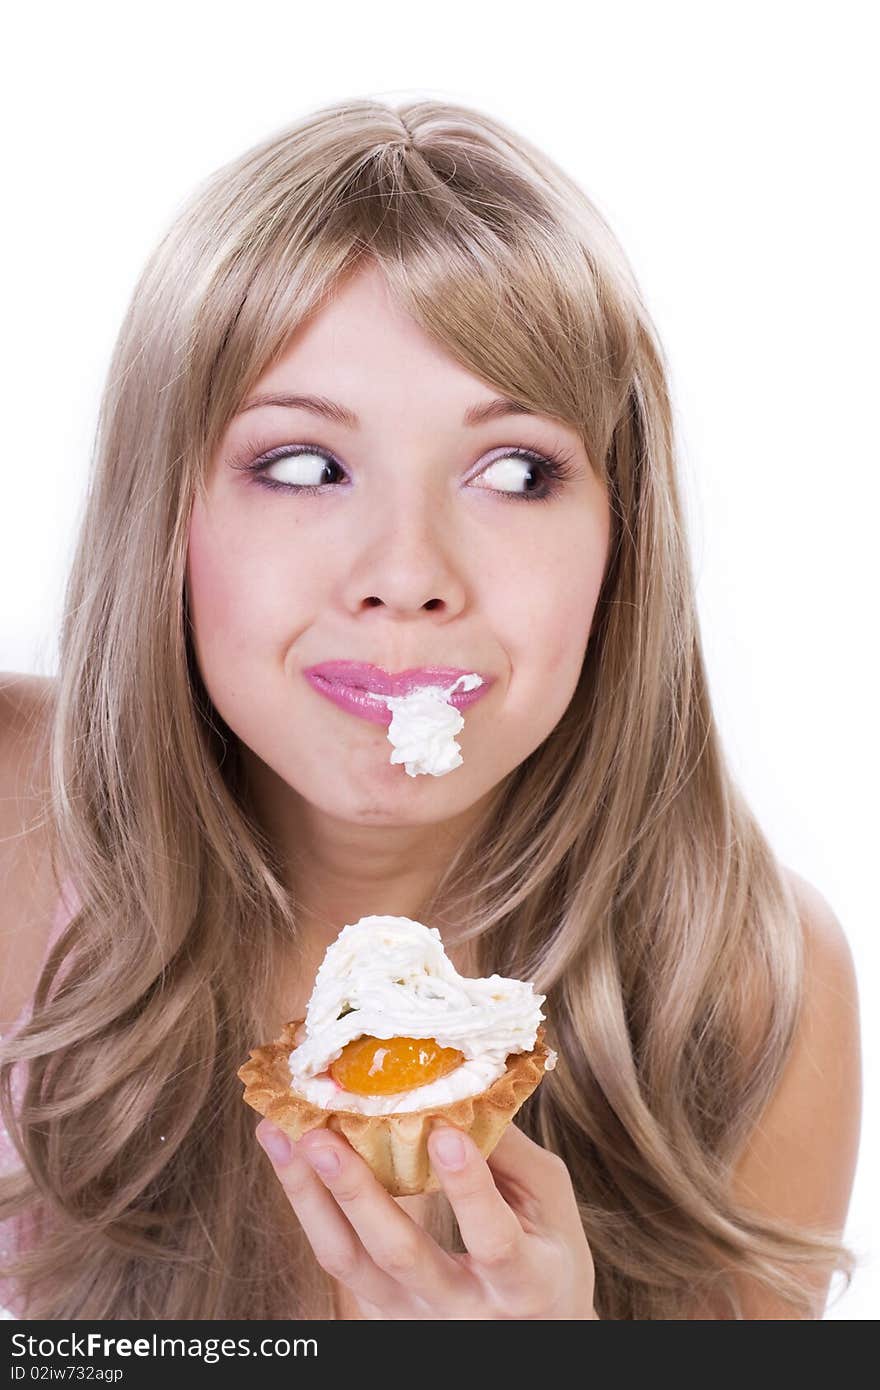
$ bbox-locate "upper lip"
[304,660,492,697]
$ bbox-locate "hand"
[255,1116,598,1320]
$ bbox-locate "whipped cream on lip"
[384,674,484,777]
[303,661,495,726]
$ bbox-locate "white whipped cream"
[378,673,483,778]
[288,914,556,1115]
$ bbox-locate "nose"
[341,481,467,619]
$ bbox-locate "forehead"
[222,260,589,458]
[246,263,492,414]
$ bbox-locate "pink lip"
[303,661,495,726]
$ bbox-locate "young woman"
[0,97,861,1320]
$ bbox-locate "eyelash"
[227,437,578,504]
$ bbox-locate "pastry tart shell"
[238,1019,553,1196]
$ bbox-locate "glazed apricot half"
[329,1034,465,1096]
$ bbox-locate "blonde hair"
[0,96,857,1318]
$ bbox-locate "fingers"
[293,1125,475,1314]
[256,1120,476,1316]
[257,1116,569,1319]
[427,1123,559,1311]
[255,1120,403,1311]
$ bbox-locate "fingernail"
[258,1123,292,1165]
[432,1129,466,1169]
[303,1145,340,1177]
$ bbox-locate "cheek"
[495,512,608,688]
[538,569,603,682]
[186,508,231,652]
[185,497,321,752]
[185,497,311,662]
[186,505,251,679]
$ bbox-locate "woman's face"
[186,263,611,833]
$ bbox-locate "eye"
[474,445,580,503]
[254,447,344,491]
[471,450,565,499]
[228,438,578,503]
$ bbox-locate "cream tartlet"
[239,914,557,1195]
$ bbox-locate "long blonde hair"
[0,96,857,1318]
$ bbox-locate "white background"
[1,0,876,1318]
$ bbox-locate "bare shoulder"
[780,866,862,1146]
[0,671,61,1031]
[779,864,862,1157]
[689,864,862,1318]
[784,865,858,973]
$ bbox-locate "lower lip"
[304,672,490,725]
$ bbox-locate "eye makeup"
[226,436,579,504]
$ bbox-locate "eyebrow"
[233,391,542,429]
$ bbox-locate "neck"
[240,748,494,979]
